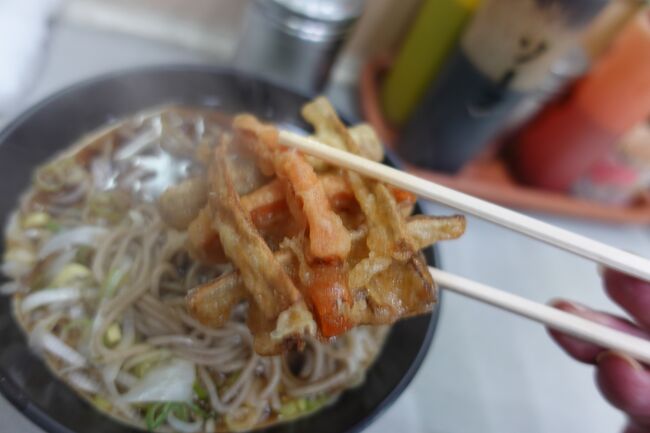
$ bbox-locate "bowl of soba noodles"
[0,66,463,433]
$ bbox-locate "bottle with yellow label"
[379,0,481,127]
[397,0,608,173]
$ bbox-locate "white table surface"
[1,21,644,433]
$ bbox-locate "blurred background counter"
[1,2,649,433]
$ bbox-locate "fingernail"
[550,299,588,312]
[596,351,644,372]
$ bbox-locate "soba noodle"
[1,107,388,433]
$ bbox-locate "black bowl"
[0,66,439,433]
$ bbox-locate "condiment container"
[379,0,481,127]
[233,0,364,94]
[396,0,607,173]
[510,10,650,191]
[573,121,650,205]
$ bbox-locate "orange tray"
[360,55,650,225]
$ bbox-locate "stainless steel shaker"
[234,0,364,94]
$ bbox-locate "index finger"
[603,269,650,331]
[548,300,647,364]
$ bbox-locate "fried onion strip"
[185,174,415,265]
[187,215,464,329]
[209,143,301,319]
[158,176,208,230]
[184,101,467,348]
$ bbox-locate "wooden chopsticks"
[431,267,650,364]
[279,130,650,363]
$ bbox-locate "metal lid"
[255,0,365,41]
[274,0,365,21]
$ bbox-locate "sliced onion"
[167,411,202,433]
[23,228,47,240]
[90,310,108,358]
[91,157,115,190]
[2,249,36,278]
[101,261,131,301]
[39,226,108,259]
[120,358,195,404]
[118,167,152,191]
[32,331,86,367]
[44,249,78,283]
[68,304,86,321]
[67,372,100,393]
[51,183,88,206]
[119,309,136,348]
[101,360,122,386]
[224,404,265,432]
[1,262,24,279]
[4,211,25,244]
[21,287,81,313]
[115,371,138,389]
[115,128,159,160]
[128,209,144,226]
[0,281,20,295]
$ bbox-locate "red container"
[511,10,650,191]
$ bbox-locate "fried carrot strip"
[233,115,351,262]
[232,115,356,335]
[275,151,351,260]
[305,262,353,337]
[301,97,436,320]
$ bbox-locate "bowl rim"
[0,64,442,433]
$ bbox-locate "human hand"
[549,269,650,433]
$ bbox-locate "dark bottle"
[397,0,607,173]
